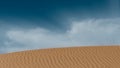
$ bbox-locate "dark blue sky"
[0,0,115,30]
[0,0,106,16]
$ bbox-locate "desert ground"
[0,46,120,68]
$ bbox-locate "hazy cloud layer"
[2,18,120,53]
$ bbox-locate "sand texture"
[0,46,120,68]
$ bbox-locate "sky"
[0,0,120,53]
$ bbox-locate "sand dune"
[0,46,120,68]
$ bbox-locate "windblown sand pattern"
[0,46,120,68]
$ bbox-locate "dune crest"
[0,46,120,68]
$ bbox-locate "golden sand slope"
[0,46,120,68]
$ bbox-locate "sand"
[0,46,120,68]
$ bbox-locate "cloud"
[68,18,120,44]
[2,18,120,53]
[4,28,74,52]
